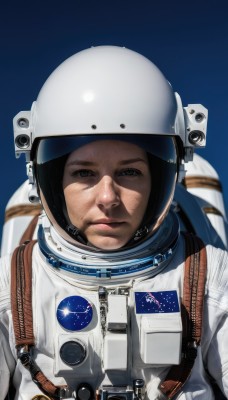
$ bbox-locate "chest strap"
[11,240,69,399]
[11,233,207,400]
[158,232,207,399]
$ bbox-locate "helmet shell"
[31,46,177,140]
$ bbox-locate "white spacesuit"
[0,46,228,400]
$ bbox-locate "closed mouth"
[93,219,124,225]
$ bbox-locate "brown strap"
[159,233,207,399]
[183,176,222,192]
[203,206,223,217]
[19,214,40,245]
[5,204,42,222]
[11,241,66,399]
[183,233,207,343]
[11,240,37,347]
[34,372,63,398]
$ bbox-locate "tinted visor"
[36,134,177,165]
[35,134,178,246]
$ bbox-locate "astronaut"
[0,46,228,400]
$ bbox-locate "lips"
[91,219,125,230]
[93,219,124,225]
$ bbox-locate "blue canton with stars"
[135,291,180,314]
[57,296,93,331]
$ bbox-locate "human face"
[63,140,151,250]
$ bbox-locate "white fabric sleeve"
[0,254,16,400]
[202,245,228,397]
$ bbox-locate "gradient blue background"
[1,0,228,241]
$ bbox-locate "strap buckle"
[185,340,198,361]
[17,345,41,379]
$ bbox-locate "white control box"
[103,332,127,370]
[107,295,127,330]
[140,314,182,365]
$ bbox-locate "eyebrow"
[66,158,147,167]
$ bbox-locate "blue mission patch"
[135,291,180,314]
[57,295,93,331]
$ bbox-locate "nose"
[96,176,120,210]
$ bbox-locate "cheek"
[132,178,151,205]
[63,185,74,208]
[64,185,94,224]
[124,189,149,215]
[64,185,84,212]
[125,180,151,222]
[63,186,84,227]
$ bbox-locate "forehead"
[66,140,147,163]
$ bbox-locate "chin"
[90,237,128,251]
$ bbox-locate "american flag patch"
[135,291,180,314]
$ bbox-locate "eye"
[71,169,95,178]
[119,168,142,176]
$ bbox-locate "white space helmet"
[13,46,208,248]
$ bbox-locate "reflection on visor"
[36,134,177,165]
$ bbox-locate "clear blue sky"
[1,0,228,239]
